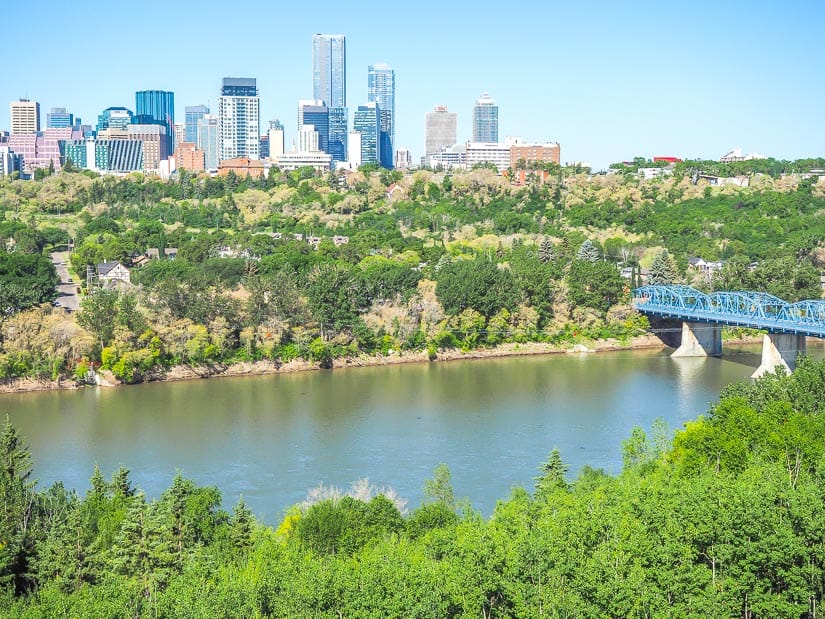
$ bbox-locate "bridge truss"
[632,285,825,338]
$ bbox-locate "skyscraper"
[268,120,285,159]
[367,63,395,169]
[297,100,329,154]
[185,105,209,144]
[97,107,133,132]
[197,114,219,170]
[472,93,499,143]
[353,102,380,166]
[136,90,175,156]
[10,99,40,134]
[313,34,347,162]
[47,107,75,129]
[218,77,260,161]
[425,106,457,156]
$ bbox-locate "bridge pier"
[671,321,722,358]
[751,334,807,379]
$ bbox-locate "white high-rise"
[218,77,260,161]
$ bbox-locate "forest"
[3,358,825,616]
[0,161,823,384]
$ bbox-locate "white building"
[465,141,511,172]
[348,131,362,168]
[268,127,285,159]
[428,144,466,169]
[275,151,332,172]
[10,99,40,135]
[297,125,320,152]
[218,77,260,162]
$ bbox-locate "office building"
[197,113,219,170]
[297,100,329,154]
[313,34,347,162]
[425,106,457,156]
[368,63,395,169]
[185,104,209,144]
[218,77,260,161]
[268,120,285,159]
[97,107,133,132]
[4,128,81,174]
[510,141,561,169]
[174,123,185,150]
[10,99,40,134]
[128,123,169,171]
[175,142,205,171]
[466,141,510,172]
[394,147,411,170]
[259,135,270,159]
[136,90,175,157]
[0,145,23,177]
[95,139,143,173]
[353,102,380,165]
[275,151,332,172]
[46,107,75,129]
[297,125,320,152]
[348,131,362,168]
[472,93,499,143]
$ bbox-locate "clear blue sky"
[3,0,824,169]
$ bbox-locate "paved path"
[50,251,80,312]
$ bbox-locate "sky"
[3,0,824,170]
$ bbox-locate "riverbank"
[0,332,720,394]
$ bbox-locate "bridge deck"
[632,285,825,339]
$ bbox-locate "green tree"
[423,463,455,511]
[538,237,555,263]
[647,249,679,285]
[566,260,625,313]
[534,448,569,498]
[435,258,519,318]
[306,263,365,338]
[0,252,59,316]
[575,239,600,262]
[77,288,120,350]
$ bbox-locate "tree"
[534,448,569,498]
[77,288,120,350]
[575,239,600,262]
[538,237,555,263]
[0,252,59,316]
[229,496,255,555]
[435,258,519,318]
[423,463,455,510]
[647,250,679,285]
[566,260,625,313]
[306,263,366,338]
[0,419,37,593]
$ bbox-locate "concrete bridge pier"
[751,334,807,379]
[671,321,722,358]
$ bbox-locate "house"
[97,261,131,286]
[687,257,724,275]
[164,248,177,260]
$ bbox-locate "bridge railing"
[632,285,825,337]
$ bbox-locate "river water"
[2,344,820,521]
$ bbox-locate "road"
[50,251,81,312]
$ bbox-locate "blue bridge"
[632,285,825,377]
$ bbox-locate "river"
[2,344,821,521]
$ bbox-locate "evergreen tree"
[110,493,174,600]
[539,237,555,263]
[0,419,37,593]
[34,500,96,593]
[647,250,679,285]
[576,239,600,262]
[110,467,134,499]
[534,448,569,498]
[229,496,255,554]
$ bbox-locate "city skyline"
[2,0,824,170]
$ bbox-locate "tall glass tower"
[472,93,499,143]
[185,105,209,144]
[136,90,175,155]
[313,34,347,161]
[367,63,395,169]
[353,102,380,166]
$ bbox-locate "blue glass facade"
[185,105,209,144]
[96,107,133,132]
[353,103,380,165]
[313,34,346,108]
[47,107,74,129]
[136,90,175,155]
[472,93,499,143]
[368,64,395,169]
[298,101,329,154]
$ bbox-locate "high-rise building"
[197,114,219,171]
[472,93,499,143]
[185,105,209,144]
[175,142,205,171]
[10,99,40,134]
[367,63,395,169]
[128,123,169,171]
[297,100,329,154]
[313,34,347,162]
[348,131,362,168]
[394,147,411,170]
[268,120,285,159]
[136,90,175,157]
[297,125,320,152]
[425,106,457,157]
[97,107,133,132]
[218,77,260,161]
[47,107,75,129]
[353,102,380,166]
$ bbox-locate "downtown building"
[312,33,347,162]
[297,100,329,154]
[367,63,395,169]
[135,90,175,156]
[472,93,499,143]
[9,99,40,135]
[46,107,78,129]
[185,105,209,144]
[218,77,260,161]
[197,114,220,171]
[424,105,458,162]
[352,102,380,165]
